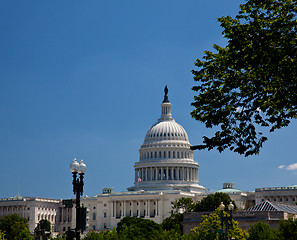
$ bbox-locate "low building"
[182,200,297,234]
[255,185,297,205]
[0,195,75,233]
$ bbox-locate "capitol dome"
[128,86,206,193]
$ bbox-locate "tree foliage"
[82,229,118,240]
[116,216,162,239]
[194,192,237,212]
[277,218,297,240]
[247,221,278,240]
[161,213,184,234]
[191,0,297,156]
[0,214,32,240]
[189,209,249,240]
[172,197,195,213]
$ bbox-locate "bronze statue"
[163,85,169,103]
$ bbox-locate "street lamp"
[219,202,234,240]
[70,158,87,240]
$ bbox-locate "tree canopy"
[247,221,278,240]
[189,210,249,240]
[0,214,32,240]
[116,216,162,239]
[194,192,237,212]
[191,0,297,156]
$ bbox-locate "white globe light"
[219,202,225,211]
[228,202,234,211]
[78,160,87,174]
[70,158,79,173]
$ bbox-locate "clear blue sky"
[1,1,296,199]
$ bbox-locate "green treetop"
[191,0,297,156]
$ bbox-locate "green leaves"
[191,0,297,156]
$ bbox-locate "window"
[104,212,107,218]
[93,207,96,209]
[168,151,171,158]
[164,151,166,158]
[159,152,161,158]
[93,213,96,220]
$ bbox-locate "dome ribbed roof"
[143,120,189,144]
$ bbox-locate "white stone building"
[255,185,297,205]
[81,87,207,230]
[0,195,75,234]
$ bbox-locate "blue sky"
[1,1,296,199]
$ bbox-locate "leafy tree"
[82,229,118,240]
[172,197,195,213]
[161,213,184,234]
[116,216,161,239]
[35,219,51,239]
[277,218,297,240]
[189,209,249,240]
[191,0,297,156]
[194,192,236,212]
[0,214,32,240]
[0,231,5,240]
[247,221,278,240]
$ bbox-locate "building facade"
[0,195,75,233]
[255,185,297,205]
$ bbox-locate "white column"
[123,201,126,217]
[147,200,150,217]
[176,167,179,180]
[166,167,168,180]
[150,167,153,181]
[146,201,149,217]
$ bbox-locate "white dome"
[143,120,189,144]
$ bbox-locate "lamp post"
[70,158,87,240]
[219,202,234,240]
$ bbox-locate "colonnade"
[140,150,193,160]
[111,199,160,219]
[134,166,198,183]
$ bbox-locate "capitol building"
[81,87,207,230]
